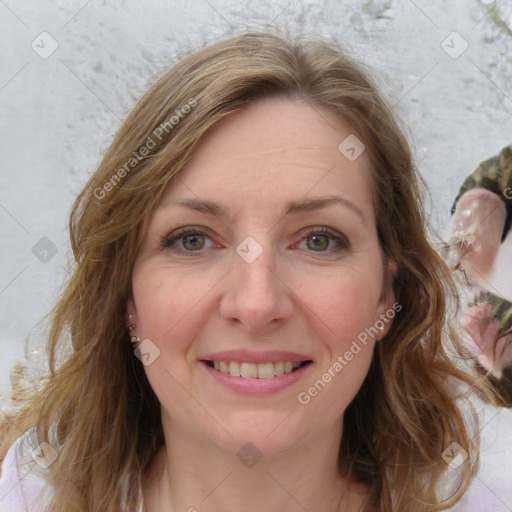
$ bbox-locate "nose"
[219,242,294,333]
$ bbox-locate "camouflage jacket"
[451,144,512,337]
[452,144,512,240]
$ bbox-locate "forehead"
[160,96,374,219]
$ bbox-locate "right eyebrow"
[159,195,365,224]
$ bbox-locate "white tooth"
[229,361,240,377]
[214,361,302,378]
[257,363,275,379]
[274,361,284,376]
[240,362,258,378]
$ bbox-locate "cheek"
[131,264,210,354]
[297,324,375,429]
[313,345,374,425]
[297,265,384,345]
[298,273,378,417]
[131,266,209,411]
[134,262,197,318]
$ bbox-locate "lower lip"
[200,361,312,395]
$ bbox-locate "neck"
[142,416,368,512]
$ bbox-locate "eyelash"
[160,226,349,257]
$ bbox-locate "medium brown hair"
[1,31,498,512]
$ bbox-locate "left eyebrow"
[284,196,365,223]
[159,195,365,224]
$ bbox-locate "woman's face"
[127,96,396,456]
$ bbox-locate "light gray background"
[1,0,511,508]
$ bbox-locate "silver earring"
[127,316,139,344]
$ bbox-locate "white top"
[2,411,511,511]
[0,428,144,512]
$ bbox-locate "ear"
[376,257,399,338]
[125,298,138,330]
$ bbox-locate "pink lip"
[200,349,312,364]
[200,360,312,395]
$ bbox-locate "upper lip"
[200,350,313,364]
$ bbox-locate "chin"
[208,413,309,458]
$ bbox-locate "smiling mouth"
[203,360,312,378]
